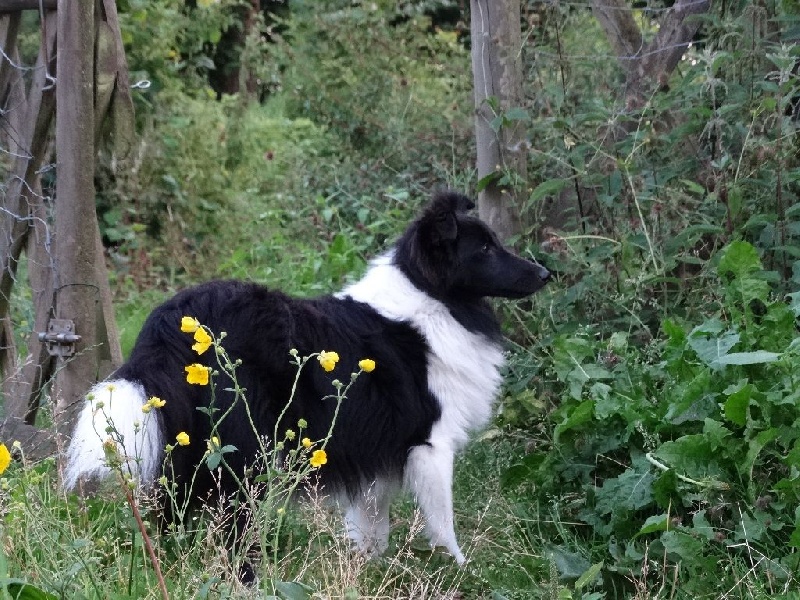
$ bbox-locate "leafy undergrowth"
[501,239,800,598]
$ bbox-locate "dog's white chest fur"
[339,254,505,449]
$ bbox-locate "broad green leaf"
[654,435,724,482]
[717,240,762,278]
[691,509,717,541]
[716,350,781,367]
[504,106,530,121]
[501,453,546,490]
[687,327,739,369]
[574,562,604,590]
[652,468,679,509]
[660,530,704,560]
[594,461,655,515]
[3,582,59,600]
[742,428,778,477]
[529,178,570,204]
[546,545,591,580]
[723,382,752,426]
[554,400,594,443]
[475,171,500,193]
[635,514,670,537]
[273,580,314,600]
[703,419,733,450]
[788,291,800,318]
[790,506,800,548]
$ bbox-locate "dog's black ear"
[432,190,475,214]
[425,191,475,243]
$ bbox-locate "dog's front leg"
[404,443,465,564]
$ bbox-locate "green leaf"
[475,171,500,193]
[687,326,739,369]
[714,351,781,366]
[742,428,778,477]
[529,178,570,204]
[574,562,603,590]
[723,382,752,426]
[273,580,314,600]
[635,514,670,537]
[654,435,721,481]
[554,400,594,443]
[501,453,546,489]
[660,530,704,560]
[3,582,59,600]
[546,545,591,580]
[717,241,762,278]
[504,106,530,121]
[652,468,679,509]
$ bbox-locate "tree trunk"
[53,0,98,448]
[592,0,711,113]
[470,0,526,242]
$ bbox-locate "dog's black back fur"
[119,282,439,506]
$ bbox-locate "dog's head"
[395,191,551,301]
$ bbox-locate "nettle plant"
[91,318,374,596]
[513,240,800,583]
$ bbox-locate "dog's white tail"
[63,379,164,490]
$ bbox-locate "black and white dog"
[64,190,550,565]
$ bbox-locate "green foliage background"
[3,0,800,597]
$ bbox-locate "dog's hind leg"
[343,478,395,557]
[404,443,465,564]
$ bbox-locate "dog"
[63,190,550,567]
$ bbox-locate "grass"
[4,426,799,598]
[0,437,549,599]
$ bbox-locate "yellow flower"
[185,364,210,385]
[181,316,201,333]
[358,358,376,373]
[285,429,296,441]
[141,403,152,414]
[176,432,190,446]
[317,350,340,372]
[301,437,313,449]
[207,436,220,452]
[192,327,213,355]
[149,396,166,408]
[309,449,327,468]
[0,443,11,475]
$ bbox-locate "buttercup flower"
[141,403,152,414]
[317,350,340,372]
[309,449,328,468]
[358,358,376,373]
[301,437,313,449]
[185,364,210,385]
[0,443,11,475]
[181,316,201,333]
[176,432,190,446]
[149,396,166,408]
[192,327,213,355]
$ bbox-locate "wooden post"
[470,0,527,242]
[53,0,98,446]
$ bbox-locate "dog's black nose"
[538,265,551,282]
